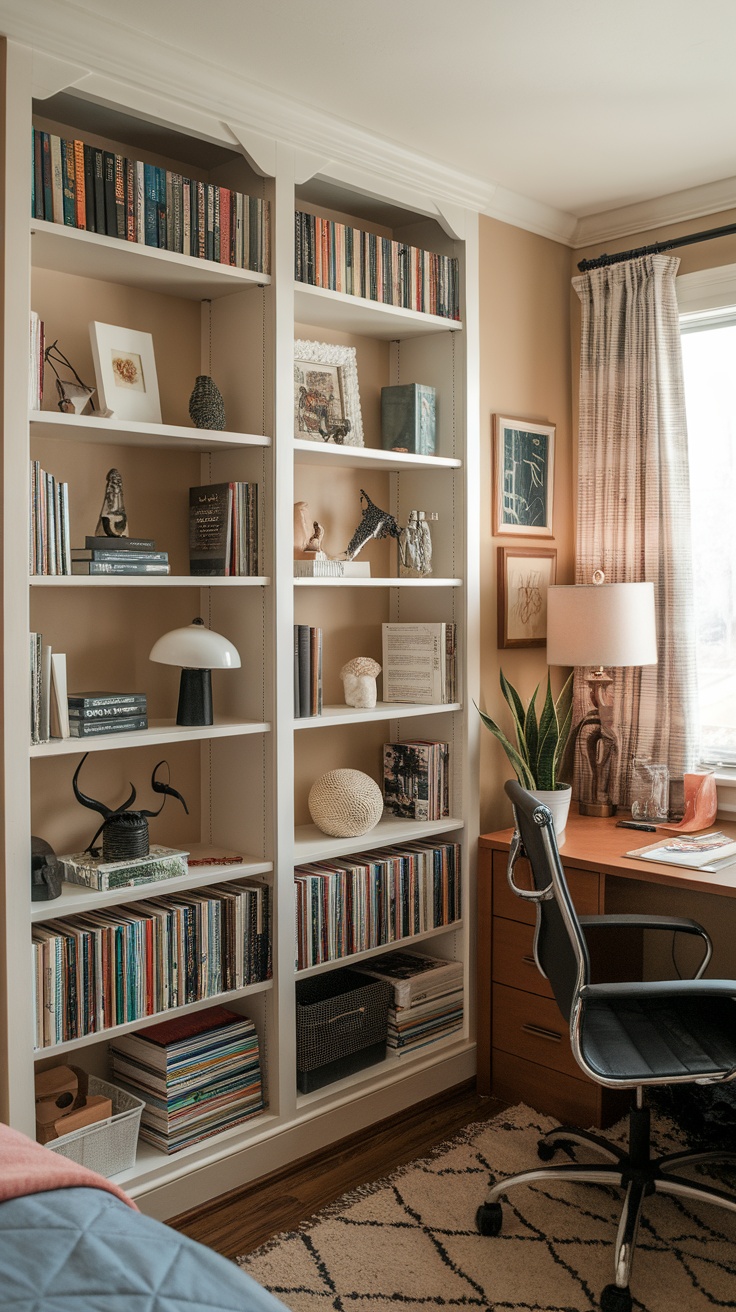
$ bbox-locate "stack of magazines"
[355,950,463,1056]
[110,1006,264,1153]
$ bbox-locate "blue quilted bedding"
[0,1185,290,1312]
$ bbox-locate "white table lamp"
[149,617,241,726]
[546,573,657,816]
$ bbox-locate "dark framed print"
[493,414,555,537]
[497,546,557,648]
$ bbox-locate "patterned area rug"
[238,1104,736,1312]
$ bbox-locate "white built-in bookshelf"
[0,38,479,1221]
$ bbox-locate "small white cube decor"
[308,769,384,838]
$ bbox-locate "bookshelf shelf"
[295,918,465,980]
[31,219,271,300]
[30,411,271,452]
[294,815,464,863]
[294,282,462,340]
[294,1035,474,1111]
[29,718,271,756]
[32,978,274,1060]
[116,1109,282,1197]
[294,576,462,588]
[293,438,460,472]
[30,858,273,921]
[294,701,461,728]
[30,575,271,588]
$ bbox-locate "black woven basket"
[296,968,392,1093]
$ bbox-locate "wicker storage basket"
[296,968,392,1093]
[46,1074,144,1178]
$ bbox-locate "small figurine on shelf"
[340,657,381,709]
[398,509,435,577]
[44,339,96,415]
[189,374,226,431]
[344,489,402,561]
[96,467,128,538]
[293,501,327,560]
[72,754,189,862]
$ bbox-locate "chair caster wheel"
[600,1284,632,1312]
[537,1139,557,1161]
[475,1202,502,1236]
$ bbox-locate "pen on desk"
[616,821,657,832]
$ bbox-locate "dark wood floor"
[170,1082,507,1259]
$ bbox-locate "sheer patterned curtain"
[571,254,697,806]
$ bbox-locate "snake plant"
[478,670,574,791]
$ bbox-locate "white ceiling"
[10,0,736,239]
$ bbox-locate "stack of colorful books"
[66,690,148,738]
[354,950,463,1056]
[109,1006,264,1153]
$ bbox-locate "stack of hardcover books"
[109,1006,265,1153]
[189,482,260,576]
[71,536,169,576]
[67,690,148,738]
[293,624,322,717]
[383,739,450,820]
[60,845,188,892]
[354,950,464,1056]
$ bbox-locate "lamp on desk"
[149,617,241,726]
[546,572,657,817]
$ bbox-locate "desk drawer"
[492,917,553,998]
[492,982,580,1080]
[492,852,601,925]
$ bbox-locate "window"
[681,305,736,764]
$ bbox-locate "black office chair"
[476,780,736,1312]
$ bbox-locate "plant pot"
[530,783,572,842]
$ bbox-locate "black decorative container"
[296,968,392,1093]
[189,374,226,430]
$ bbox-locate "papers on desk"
[626,830,736,872]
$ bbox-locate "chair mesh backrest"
[505,780,590,1022]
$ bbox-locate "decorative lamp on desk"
[546,572,657,817]
[149,617,241,726]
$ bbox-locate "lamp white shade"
[149,618,241,670]
[546,582,657,668]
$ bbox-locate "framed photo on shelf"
[89,322,162,423]
[492,414,555,537]
[497,545,557,648]
[294,339,364,447]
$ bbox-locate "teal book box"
[381,384,436,455]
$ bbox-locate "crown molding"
[3,0,580,243]
[572,176,736,250]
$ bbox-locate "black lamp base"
[176,668,212,726]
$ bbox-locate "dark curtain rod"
[577,220,736,272]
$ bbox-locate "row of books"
[30,459,71,575]
[382,622,457,705]
[29,311,45,410]
[72,535,169,576]
[383,740,450,821]
[295,210,460,321]
[355,949,464,1056]
[294,625,323,717]
[189,482,260,576]
[294,840,461,970]
[110,1005,264,1154]
[32,878,272,1048]
[31,128,271,273]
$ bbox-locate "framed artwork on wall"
[294,339,364,446]
[492,414,555,536]
[497,545,557,648]
[89,322,162,423]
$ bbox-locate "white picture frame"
[294,339,364,447]
[89,322,162,423]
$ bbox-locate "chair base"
[476,1095,736,1312]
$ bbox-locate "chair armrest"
[581,978,736,1002]
[579,914,712,978]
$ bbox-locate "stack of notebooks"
[67,690,148,738]
[355,950,463,1055]
[109,1006,265,1153]
[293,625,322,717]
[71,536,169,576]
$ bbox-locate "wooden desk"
[478,809,736,1127]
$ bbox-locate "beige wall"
[478,217,574,834]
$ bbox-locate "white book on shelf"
[382,622,447,704]
[49,652,70,739]
[293,558,371,578]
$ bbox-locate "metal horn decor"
[72,755,189,862]
[344,489,403,561]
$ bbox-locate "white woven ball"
[308,769,384,837]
